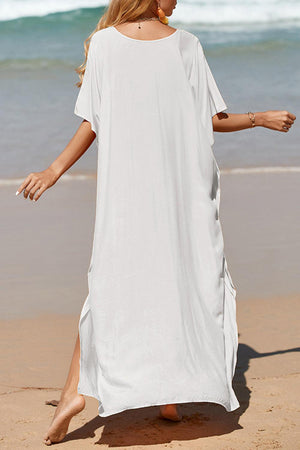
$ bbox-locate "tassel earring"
[157,2,169,24]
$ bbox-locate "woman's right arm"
[16,119,96,202]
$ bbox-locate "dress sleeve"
[74,35,101,135]
[189,37,227,146]
[203,54,228,118]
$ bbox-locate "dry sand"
[0,295,299,449]
[1,172,299,448]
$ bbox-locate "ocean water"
[1,0,300,181]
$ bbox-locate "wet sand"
[2,171,300,319]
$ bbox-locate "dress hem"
[77,386,240,417]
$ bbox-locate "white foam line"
[1,167,300,186]
[2,1,300,23]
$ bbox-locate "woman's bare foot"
[43,392,85,445]
[159,403,182,422]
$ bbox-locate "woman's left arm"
[213,110,296,133]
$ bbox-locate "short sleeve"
[203,55,227,117]
[74,35,101,136]
[189,37,227,146]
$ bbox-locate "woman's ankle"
[60,388,81,401]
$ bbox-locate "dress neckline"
[111,26,180,42]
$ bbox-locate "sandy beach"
[1,296,299,449]
[1,0,300,446]
[1,171,299,448]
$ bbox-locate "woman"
[16,0,295,445]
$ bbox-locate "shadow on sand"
[50,336,299,446]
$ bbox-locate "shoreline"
[1,165,300,187]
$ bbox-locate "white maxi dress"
[74,25,240,417]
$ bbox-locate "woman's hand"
[213,110,296,133]
[256,110,296,132]
[15,167,59,202]
[15,120,96,203]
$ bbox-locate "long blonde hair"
[75,0,158,88]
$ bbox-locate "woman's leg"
[43,332,85,445]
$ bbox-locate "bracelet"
[247,111,256,128]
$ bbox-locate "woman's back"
[112,21,178,41]
[75,25,226,145]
